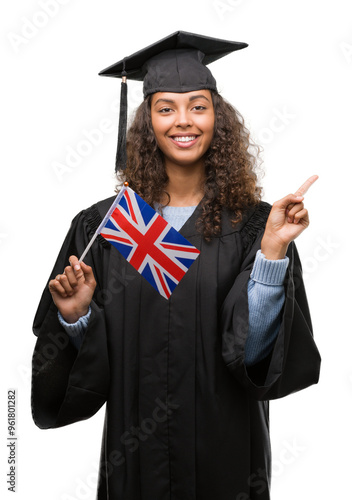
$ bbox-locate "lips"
[169,134,200,148]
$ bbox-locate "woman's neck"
[162,160,205,207]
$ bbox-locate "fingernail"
[287,217,293,223]
[74,264,81,271]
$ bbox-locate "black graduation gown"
[31,198,321,500]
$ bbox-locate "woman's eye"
[192,105,206,111]
[159,107,173,113]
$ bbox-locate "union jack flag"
[99,186,200,299]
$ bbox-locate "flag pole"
[78,182,129,263]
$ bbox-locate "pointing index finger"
[295,175,319,196]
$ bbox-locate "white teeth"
[173,136,196,142]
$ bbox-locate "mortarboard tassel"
[115,61,128,172]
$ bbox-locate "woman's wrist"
[261,233,288,260]
[60,306,90,324]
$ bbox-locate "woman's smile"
[168,134,200,147]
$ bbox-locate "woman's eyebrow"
[153,98,175,106]
[189,94,210,103]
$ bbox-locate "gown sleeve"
[31,208,110,429]
[221,203,321,400]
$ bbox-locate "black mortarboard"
[99,31,248,172]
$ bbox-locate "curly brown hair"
[119,91,263,240]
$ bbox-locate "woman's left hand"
[261,175,318,260]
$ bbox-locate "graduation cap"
[99,31,248,172]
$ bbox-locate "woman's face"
[150,89,215,170]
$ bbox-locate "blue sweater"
[59,206,288,366]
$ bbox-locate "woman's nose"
[175,109,192,128]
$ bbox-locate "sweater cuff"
[57,306,91,337]
[250,250,289,285]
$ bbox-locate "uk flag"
[99,186,200,299]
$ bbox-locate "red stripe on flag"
[100,232,133,245]
[155,266,171,299]
[160,243,200,253]
[124,190,138,224]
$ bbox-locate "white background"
[1,0,351,498]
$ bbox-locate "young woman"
[31,32,320,500]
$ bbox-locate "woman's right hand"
[49,255,97,324]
